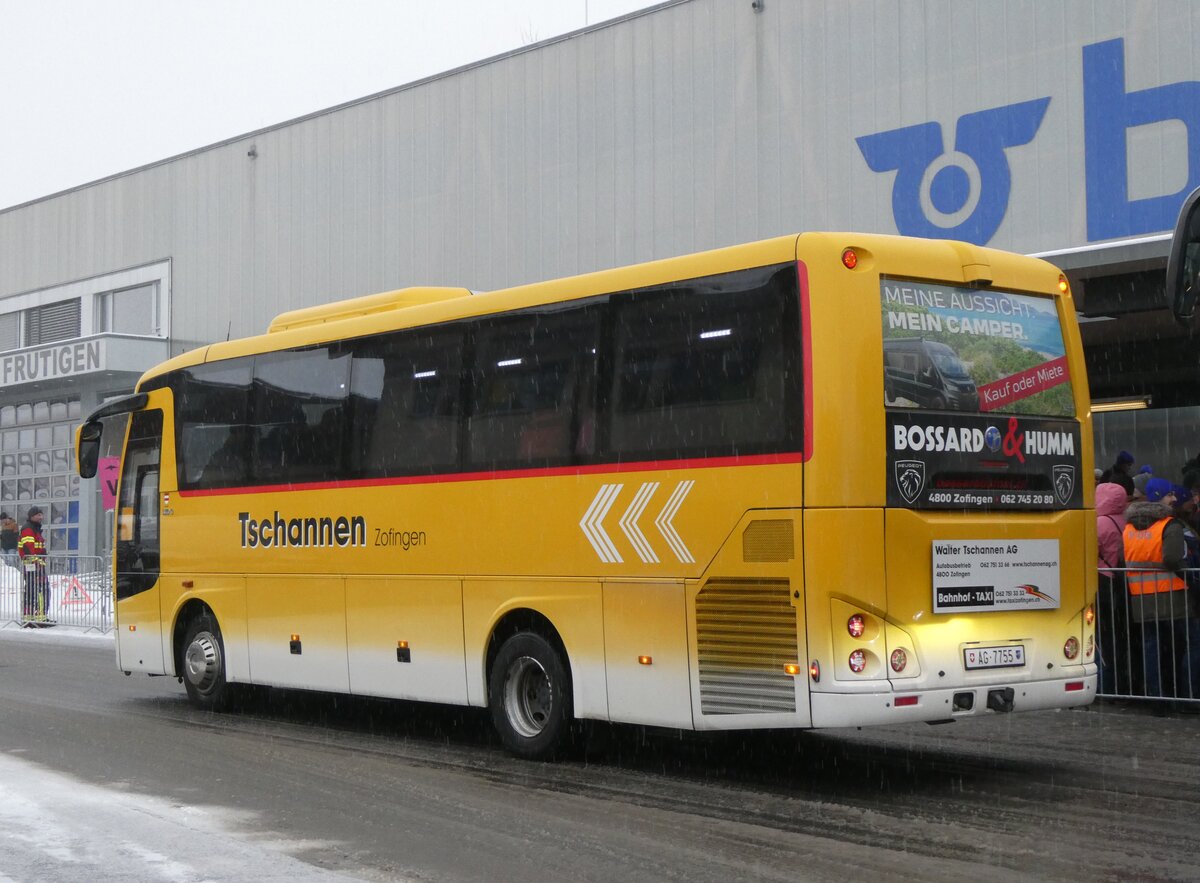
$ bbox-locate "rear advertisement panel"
[882,278,1073,417]
[932,539,1061,613]
[882,279,1082,510]
[888,411,1083,510]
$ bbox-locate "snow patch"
[0,752,361,881]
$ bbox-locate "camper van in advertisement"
[884,338,979,411]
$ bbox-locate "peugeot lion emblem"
[1052,465,1075,504]
[896,459,926,505]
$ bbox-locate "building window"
[96,283,158,335]
[0,396,81,551]
[23,299,81,347]
[0,262,167,354]
[0,312,17,351]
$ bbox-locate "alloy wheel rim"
[184,631,221,694]
[503,655,552,738]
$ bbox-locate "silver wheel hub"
[184,631,221,694]
[503,656,553,738]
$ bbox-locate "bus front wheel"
[488,632,572,759]
[182,614,231,711]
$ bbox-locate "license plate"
[963,645,1025,670]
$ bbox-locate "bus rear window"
[881,279,1074,418]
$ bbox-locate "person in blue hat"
[1102,450,1137,494]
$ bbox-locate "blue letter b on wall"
[1084,38,1200,241]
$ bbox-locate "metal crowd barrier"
[0,554,113,634]
[1097,565,1200,705]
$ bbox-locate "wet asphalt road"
[0,630,1197,882]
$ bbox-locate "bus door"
[115,404,166,674]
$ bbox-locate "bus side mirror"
[77,421,103,479]
[1167,186,1200,325]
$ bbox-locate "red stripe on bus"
[178,451,807,498]
[797,259,814,462]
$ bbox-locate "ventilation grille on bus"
[742,519,795,562]
[696,578,797,715]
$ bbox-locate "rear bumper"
[810,670,1096,728]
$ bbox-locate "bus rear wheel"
[182,614,231,711]
[489,632,572,760]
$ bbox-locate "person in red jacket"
[17,506,49,624]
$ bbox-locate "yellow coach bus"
[78,232,1096,758]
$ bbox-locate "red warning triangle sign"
[61,577,93,605]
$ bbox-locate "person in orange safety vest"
[1123,479,1200,698]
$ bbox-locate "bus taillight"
[848,650,867,673]
[890,648,908,673]
[847,614,866,638]
[841,248,858,269]
[1063,637,1079,660]
[1084,605,1095,626]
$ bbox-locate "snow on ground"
[0,751,366,882]
[0,627,388,881]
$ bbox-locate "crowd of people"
[1096,451,1200,701]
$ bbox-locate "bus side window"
[176,359,252,489]
[351,326,464,477]
[609,266,796,460]
[251,347,351,484]
[467,305,601,470]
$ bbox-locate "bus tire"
[489,632,572,760]
[182,614,231,711]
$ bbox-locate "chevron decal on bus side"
[581,480,695,564]
[580,483,623,563]
[656,480,695,563]
[619,481,660,564]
